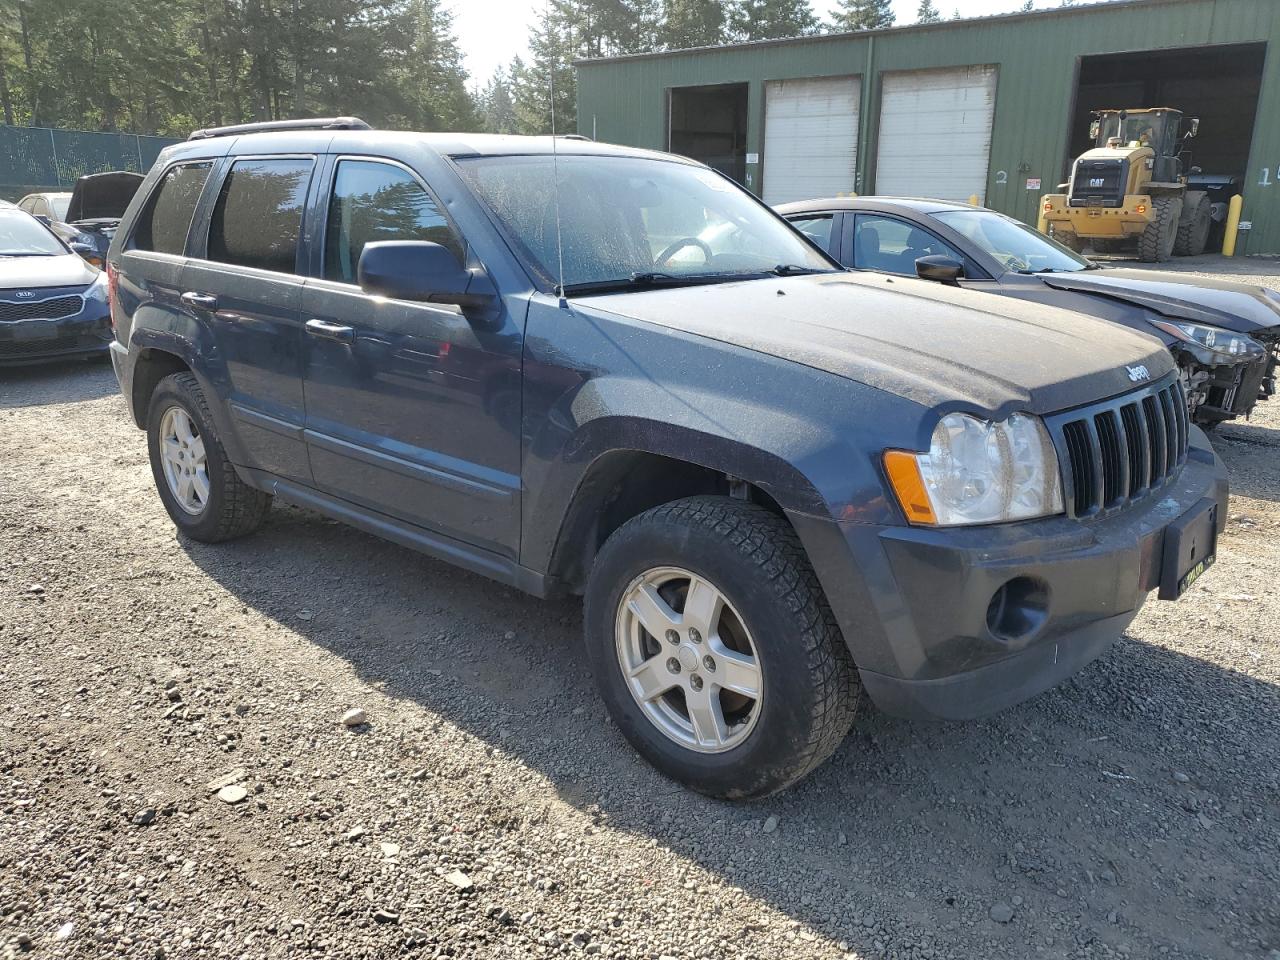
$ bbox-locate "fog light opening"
[986,577,1050,644]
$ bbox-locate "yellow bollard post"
[1222,194,1243,256]
[969,194,980,206]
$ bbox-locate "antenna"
[548,4,568,309]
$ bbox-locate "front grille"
[1068,158,1127,208]
[0,295,83,323]
[0,334,90,357]
[1048,377,1189,518]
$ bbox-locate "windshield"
[0,212,68,256]
[50,195,71,220]
[456,154,835,292]
[1097,112,1169,150]
[931,209,1089,274]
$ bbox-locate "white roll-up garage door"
[762,76,860,205]
[874,65,997,203]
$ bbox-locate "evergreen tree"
[398,0,476,130]
[658,0,726,49]
[728,0,819,41]
[832,0,895,31]
[510,7,576,136]
[1019,0,1035,10]
[479,67,517,134]
[917,0,942,23]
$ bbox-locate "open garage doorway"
[668,83,748,185]
[1069,42,1265,186]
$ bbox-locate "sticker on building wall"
[746,153,759,164]
[1026,178,1042,190]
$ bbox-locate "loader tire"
[1138,196,1182,262]
[1174,193,1212,257]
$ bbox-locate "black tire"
[1089,238,1122,255]
[1053,230,1083,253]
[1138,196,1182,262]
[584,496,860,799]
[146,371,271,542]
[1174,193,1212,257]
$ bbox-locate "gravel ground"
[2,261,1279,960]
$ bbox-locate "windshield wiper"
[561,272,750,296]
[767,263,833,276]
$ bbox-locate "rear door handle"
[180,291,218,310]
[305,318,355,343]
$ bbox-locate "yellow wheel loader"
[1040,108,1211,262]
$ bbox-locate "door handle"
[305,318,355,343]
[180,291,218,310]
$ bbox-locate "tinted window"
[852,214,963,276]
[208,158,313,274]
[324,160,462,283]
[133,163,212,256]
[786,214,835,252]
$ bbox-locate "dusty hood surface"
[575,272,1172,415]
[1044,268,1280,335]
[66,171,145,223]
[0,253,98,290]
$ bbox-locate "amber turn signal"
[883,450,937,525]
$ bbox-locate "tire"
[1090,238,1122,255]
[1174,193,1212,257]
[583,496,860,799]
[1053,230,1084,253]
[1137,196,1182,262]
[146,371,271,542]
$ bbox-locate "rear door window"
[323,159,463,284]
[207,158,314,274]
[132,162,212,256]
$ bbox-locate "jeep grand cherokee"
[106,119,1227,798]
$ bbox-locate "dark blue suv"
[108,118,1227,798]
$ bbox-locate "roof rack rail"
[187,116,372,141]
[556,134,592,141]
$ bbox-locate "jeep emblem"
[1126,364,1151,382]
[15,290,34,299]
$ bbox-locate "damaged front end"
[1167,330,1272,426]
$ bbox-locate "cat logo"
[1126,364,1151,382]
[1089,178,1106,187]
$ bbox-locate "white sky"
[450,0,1065,87]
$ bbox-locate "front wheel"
[584,496,860,799]
[146,372,271,542]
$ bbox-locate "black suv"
[108,119,1227,798]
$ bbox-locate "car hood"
[1043,268,1280,336]
[574,272,1172,415]
[66,171,145,223]
[0,253,98,290]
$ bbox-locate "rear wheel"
[146,372,271,542]
[1052,229,1083,253]
[1174,193,1212,256]
[584,496,860,799]
[1138,196,1182,262]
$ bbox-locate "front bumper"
[1042,193,1154,238]
[793,427,1228,721]
[0,304,112,366]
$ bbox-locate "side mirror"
[358,241,495,311]
[915,255,964,285]
[70,241,95,256]
[1089,120,1100,140]
[1188,118,1200,137]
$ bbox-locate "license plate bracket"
[1158,497,1218,600]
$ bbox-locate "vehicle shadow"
[0,357,117,409]
[1208,417,1280,504]
[180,503,1280,960]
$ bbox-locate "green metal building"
[576,0,1280,255]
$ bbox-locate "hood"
[0,252,99,290]
[66,171,145,223]
[1043,268,1280,336]
[574,272,1172,416]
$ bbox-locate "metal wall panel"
[762,76,860,205]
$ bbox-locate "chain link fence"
[0,125,180,201]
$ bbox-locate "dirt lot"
[2,258,1278,960]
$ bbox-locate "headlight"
[84,272,109,302]
[1149,319,1256,357]
[884,412,1064,526]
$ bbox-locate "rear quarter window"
[207,158,314,274]
[132,163,212,256]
